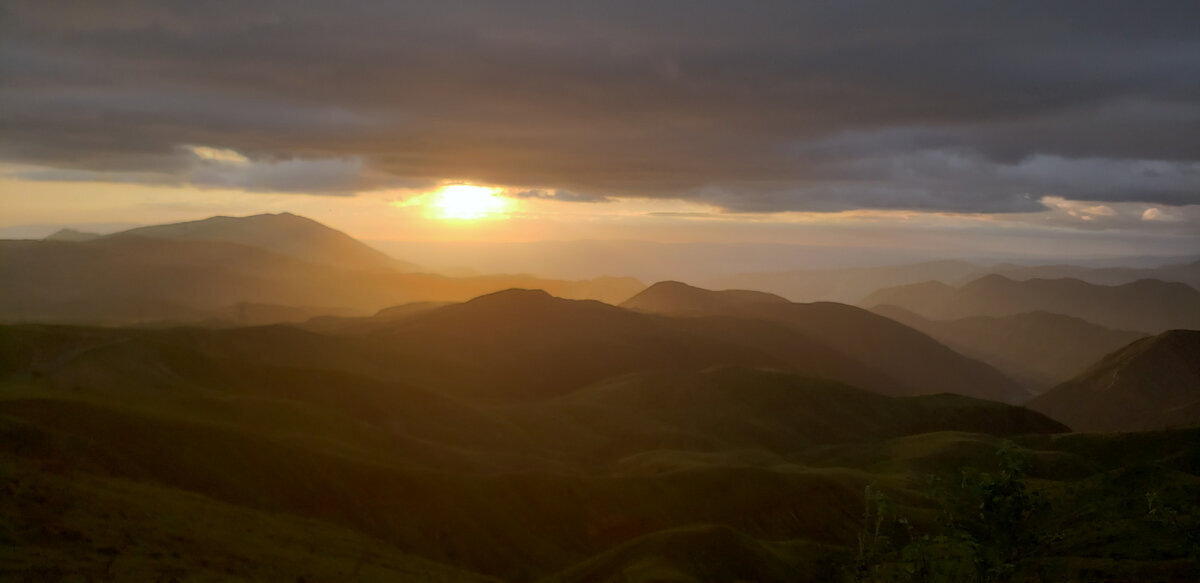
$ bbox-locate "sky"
[2,1,1198,264]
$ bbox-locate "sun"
[428,184,512,220]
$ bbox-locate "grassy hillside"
[0,456,497,583]
[2,315,1197,582]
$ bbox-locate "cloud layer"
[3,1,1199,213]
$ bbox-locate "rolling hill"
[514,367,1065,461]
[862,274,1200,333]
[1028,329,1200,432]
[2,315,1197,581]
[622,281,1028,403]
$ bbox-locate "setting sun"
[429,185,512,220]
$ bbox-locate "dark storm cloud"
[2,0,1199,212]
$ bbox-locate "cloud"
[510,189,610,203]
[1,1,1199,215]
[1026,196,1200,234]
[9,145,416,195]
[186,145,249,164]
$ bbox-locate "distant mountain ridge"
[1029,330,1200,432]
[111,212,410,272]
[44,228,100,242]
[989,260,1200,290]
[863,274,1200,334]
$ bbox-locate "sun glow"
[428,185,512,220]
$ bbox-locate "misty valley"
[1,213,1198,582]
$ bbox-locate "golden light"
[428,184,512,220]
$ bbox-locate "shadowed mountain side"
[862,275,1200,334]
[870,306,1149,390]
[111,212,410,272]
[0,238,645,325]
[623,282,1027,403]
[299,301,454,334]
[1029,330,1200,432]
[0,325,1063,467]
[372,288,916,401]
[0,395,880,580]
[0,324,534,459]
[512,368,1066,461]
[1,457,503,582]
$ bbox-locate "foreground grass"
[0,457,497,583]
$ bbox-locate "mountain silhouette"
[620,280,790,314]
[1028,329,1200,432]
[44,228,101,242]
[863,274,1200,333]
[623,281,1028,403]
[111,212,410,272]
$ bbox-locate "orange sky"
[3,167,1198,264]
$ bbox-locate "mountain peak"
[44,228,101,242]
[622,280,789,315]
[466,288,555,306]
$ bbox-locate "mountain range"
[4,212,1200,582]
[862,274,1200,334]
[710,258,1200,304]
